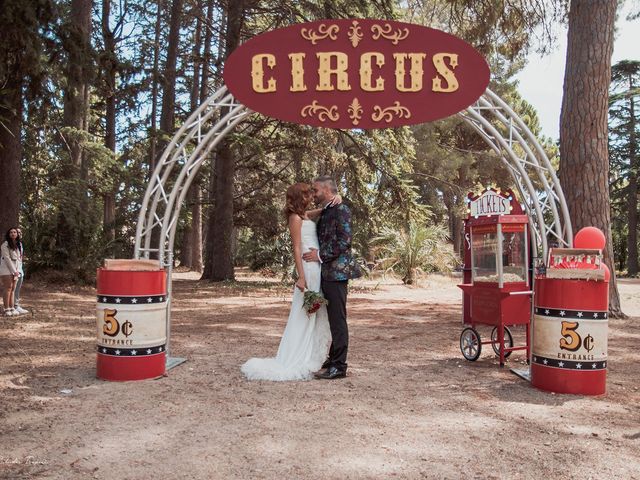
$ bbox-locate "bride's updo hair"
[284,182,313,220]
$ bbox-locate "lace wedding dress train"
[241,220,331,381]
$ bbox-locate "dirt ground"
[1,271,639,480]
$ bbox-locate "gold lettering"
[251,54,277,93]
[103,309,119,337]
[360,52,385,92]
[432,53,459,93]
[288,53,307,92]
[316,52,351,91]
[393,53,426,92]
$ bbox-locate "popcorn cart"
[457,188,532,366]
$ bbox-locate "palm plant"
[371,221,459,285]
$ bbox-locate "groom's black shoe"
[314,366,347,379]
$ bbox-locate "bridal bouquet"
[303,290,328,315]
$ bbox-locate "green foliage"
[236,228,293,277]
[371,219,459,285]
[12,0,562,284]
[609,60,640,274]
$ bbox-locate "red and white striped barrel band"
[534,307,607,320]
[532,355,606,371]
[97,345,166,356]
[97,295,166,305]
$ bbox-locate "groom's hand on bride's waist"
[302,248,321,263]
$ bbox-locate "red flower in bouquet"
[303,290,328,316]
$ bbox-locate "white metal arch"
[134,85,572,265]
[133,85,573,364]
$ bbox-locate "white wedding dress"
[241,220,332,381]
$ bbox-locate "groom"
[303,176,361,379]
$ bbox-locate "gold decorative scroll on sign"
[301,101,340,122]
[372,101,411,122]
[300,24,340,44]
[347,98,363,126]
[348,20,363,48]
[371,23,409,45]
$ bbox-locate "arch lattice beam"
[135,86,572,264]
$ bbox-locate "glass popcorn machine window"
[471,228,499,283]
[502,227,527,283]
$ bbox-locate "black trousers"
[321,279,349,370]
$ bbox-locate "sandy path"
[1,273,639,479]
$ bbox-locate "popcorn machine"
[457,188,532,366]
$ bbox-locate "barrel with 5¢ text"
[531,277,608,395]
[96,261,167,381]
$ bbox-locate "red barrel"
[96,266,167,381]
[531,278,608,395]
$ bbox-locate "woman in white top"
[13,228,28,314]
[0,228,22,317]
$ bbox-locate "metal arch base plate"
[511,367,531,382]
[166,356,187,371]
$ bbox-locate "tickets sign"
[223,19,490,129]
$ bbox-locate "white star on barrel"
[576,363,582,369]
[131,298,138,304]
[147,349,152,354]
[558,361,564,367]
[115,350,121,355]
[131,350,137,355]
[559,311,566,316]
[115,298,121,303]
[577,312,583,318]
[147,298,153,303]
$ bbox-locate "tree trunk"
[559,0,624,316]
[626,79,638,275]
[199,0,216,102]
[159,0,183,138]
[58,0,92,264]
[202,0,243,281]
[191,0,215,273]
[0,78,22,233]
[148,0,181,261]
[102,0,117,245]
[149,0,163,173]
[191,185,203,271]
[63,0,92,173]
[179,4,204,270]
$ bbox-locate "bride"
[241,182,332,381]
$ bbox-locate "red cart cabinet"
[457,188,532,366]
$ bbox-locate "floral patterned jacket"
[317,203,362,281]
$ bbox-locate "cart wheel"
[491,326,513,358]
[460,328,482,361]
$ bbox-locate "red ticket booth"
[458,188,532,366]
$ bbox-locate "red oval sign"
[223,19,490,129]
